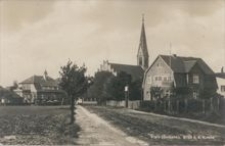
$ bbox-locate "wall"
[99,61,116,75]
[143,57,173,100]
[106,100,141,109]
[216,77,225,96]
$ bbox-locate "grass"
[85,105,225,145]
[0,105,80,145]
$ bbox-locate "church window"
[139,58,142,65]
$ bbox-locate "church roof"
[110,63,144,80]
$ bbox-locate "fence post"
[176,100,179,114]
[217,97,220,112]
[164,100,166,112]
[210,98,213,112]
[154,100,157,111]
[185,99,188,113]
[168,100,171,114]
[202,99,205,114]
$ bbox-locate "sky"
[0,0,225,87]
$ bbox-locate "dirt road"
[75,105,148,146]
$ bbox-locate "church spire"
[137,14,149,70]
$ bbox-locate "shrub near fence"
[139,97,225,115]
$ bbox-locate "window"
[139,58,142,66]
[147,76,152,84]
[193,74,199,84]
[154,76,162,81]
[221,86,225,92]
[163,77,167,81]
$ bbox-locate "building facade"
[215,70,225,97]
[142,55,218,100]
[14,70,67,104]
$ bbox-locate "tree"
[129,79,142,100]
[59,60,88,124]
[103,72,132,101]
[88,71,113,104]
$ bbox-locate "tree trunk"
[70,96,75,124]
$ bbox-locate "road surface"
[75,105,148,146]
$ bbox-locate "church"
[99,16,149,81]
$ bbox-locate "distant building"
[142,54,218,100]
[99,61,144,81]
[99,16,149,81]
[215,68,225,97]
[14,70,67,104]
[0,86,23,105]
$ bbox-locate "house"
[14,70,67,104]
[99,16,149,81]
[142,54,218,100]
[0,86,23,105]
[215,69,225,97]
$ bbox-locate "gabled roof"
[184,60,197,73]
[160,55,214,74]
[20,75,58,90]
[142,54,215,88]
[109,63,144,80]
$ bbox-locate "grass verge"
[85,105,225,145]
[0,106,80,145]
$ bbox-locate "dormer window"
[193,74,199,84]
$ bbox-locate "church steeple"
[137,14,149,70]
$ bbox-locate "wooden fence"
[140,97,225,115]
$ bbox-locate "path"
[75,105,148,146]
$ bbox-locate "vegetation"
[59,60,88,123]
[0,106,80,145]
[89,71,142,104]
[103,72,132,101]
[138,97,225,125]
[85,105,225,145]
[88,71,114,104]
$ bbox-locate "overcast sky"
[0,0,225,87]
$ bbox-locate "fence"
[105,97,225,117]
[106,100,141,109]
[139,97,225,115]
